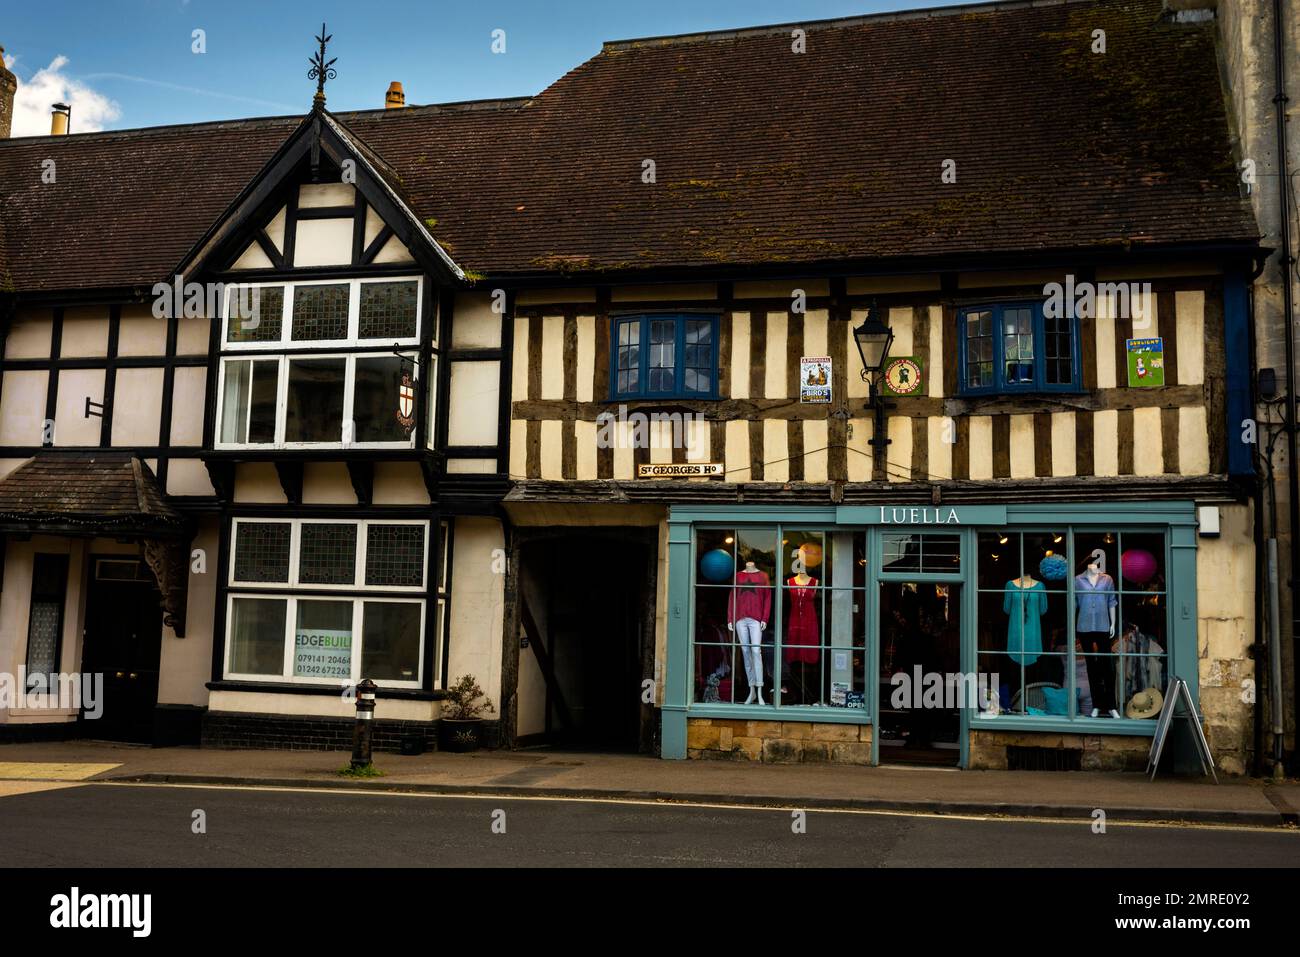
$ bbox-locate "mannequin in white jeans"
[727,560,771,705]
[731,617,766,704]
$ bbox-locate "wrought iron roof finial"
[308,22,337,112]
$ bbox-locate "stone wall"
[1196,503,1256,776]
[969,729,1151,772]
[687,718,872,764]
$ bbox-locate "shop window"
[24,554,70,689]
[610,314,718,400]
[225,518,429,688]
[881,532,960,574]
[958,302,1080,395]
[693,526,866,709]
[975,529,1167,721]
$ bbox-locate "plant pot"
[438,718,483,753]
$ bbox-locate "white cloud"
[10,55,121,136]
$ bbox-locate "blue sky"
[2,0,953,134]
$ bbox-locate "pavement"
[0,740,1297,827]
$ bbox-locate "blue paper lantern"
[1038,554,1067,581]
[699,549,735,583]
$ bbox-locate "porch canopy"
[0,454,193,635]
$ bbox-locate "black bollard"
[351,678,378,769]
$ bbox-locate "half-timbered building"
[0,0,1278,772]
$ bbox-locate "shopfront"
[662,502,1200,767]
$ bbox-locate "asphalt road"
[0,782,1296,868]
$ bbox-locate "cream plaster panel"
[725,420,750,483]
[1092,410,1119,476]
[1095,313,1117,389]
[515,288,598,305]
[231,242,274,271]
[847,418,872,482]
[166,458,215,497]
[0,371,48,446]
[1175,290,1206,385]
[302,462,356,504]
[158,518,218,705]
[729,312,750,399]
[1133,407,1164,476]
[373,462,432,504]
[372,235,415,264]
[362,207,384,249]
[169,366,207,446]
[576,420,598,478]
[888,306,913,357]
[734,279,830,299]
[5,312,52,359]
[511,316,530,402]
[61,307,109,357]
[299,183,355,208]
[1008,414,1035,479]
[175,318,210,356]
[234,462,288,503]
[927,416,952,481]
[576,315,596,403]
[293,218,354,268]
[265,206,287,252]
[968,416,993,480]
[802,309,828,359]
[118,305,169,357]
[763,419,788,483]
[613,422,634,480]
[1051,412,1077,477]
[110,368,164,446]
[209,690,434,721]
[447,517,506,702]
[846,275,941,294]
[540,316,564,399]
[445,458,498,475]
[686,418,710,464]
[448,360,501,447]
[54,369,105,446]
[928,305,944,397]
[539,420,563,478]
[452,292,504,350]
[509,420,527,478]
[1179,406,1210,475]
[886,416,911,483]
[847,313,870,399]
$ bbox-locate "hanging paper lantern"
[1038,554,1067,581]
[1121,549,1157,585]
[797,542,824,569]
[699,549,735,583]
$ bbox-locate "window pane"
[229,598,287,676]
[285,358,345,442]
[293,600,353,680]
[299,523,357,585]
[648,319,676,393]
[1003,307,1035,384]
[233,522,291,582]
[964,310,993,389]
[227,286,284,343]
[366,524,426,586]
[358,281,418,339]
[615,320,641,395]
[292,284,350,341]
[684,319,713,393]
[219,360,250,443]
[361,601,422,681]
[222,360,278,443]
[354,355,411,443]
[1044,310,1074,385]
[881,532,960,574]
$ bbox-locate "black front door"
[80,558,164,743]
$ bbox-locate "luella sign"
[878,506,960,525]
[834,504,1009,526]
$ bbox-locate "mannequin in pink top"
[728,560,771,704]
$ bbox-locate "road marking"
[92,780,1297,835]
[0,781,87,798]
[0,762,121,781]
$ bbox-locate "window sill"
[207,680,445,700]
[687,703,869,724]
[971,713,1158,736]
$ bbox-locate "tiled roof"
[0,454,187,533]
[0,0,1259,292]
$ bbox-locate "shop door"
[80,558,164,743]
[876,581,963,766]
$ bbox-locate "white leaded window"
[216,277,425,449]
[224,518,430,688]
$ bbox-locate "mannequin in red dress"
[783,572,820,703]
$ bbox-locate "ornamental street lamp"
[852,300,894,462]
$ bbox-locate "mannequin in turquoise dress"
[1004,574,1047,709]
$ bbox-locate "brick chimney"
[0,46,17,139]
[385,81,405,109]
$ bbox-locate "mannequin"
[728,559,771,704]
[783,565,820,704]
[1004,572,1047,666]
[1075,551,1118,718]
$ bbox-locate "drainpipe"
[1272,0,1298,772]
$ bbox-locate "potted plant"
[438,674,495,753]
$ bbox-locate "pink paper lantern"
[1120,549,1157,585]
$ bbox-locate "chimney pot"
[51,102,70,136]
[385,81,405,109]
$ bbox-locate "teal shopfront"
[662,502,1200,766]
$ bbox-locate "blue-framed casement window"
[610,314,719,400]
[974,528,1168,722]
[693,526,867,709]
[959,301,1081,395]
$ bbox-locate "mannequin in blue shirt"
[1075,556,1118,717]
